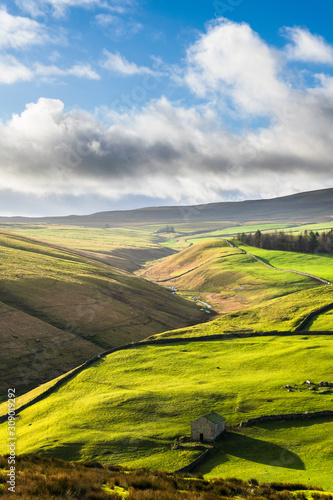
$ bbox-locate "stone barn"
[191,412,226,442]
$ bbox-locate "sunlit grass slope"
[239,245,333,282]
[0,231,205,396]
[0,369,78,417]
[155,286,333,338]
[306,309,333,331]
[141,240,322,314]
[1,336,332,488]
[0,225,156,252]
[199,420,333,490]
[0,224,175,271]
[0,231,204,343]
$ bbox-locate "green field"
[1,335,332,489]
[238,245,333,282]
[155,285,333,338]
[307,309,333,331]
[185,221,333,244]
[0,224,156,251]
[200,419,333,488]
[185,223,294,244]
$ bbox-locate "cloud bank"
[1,18,333,214]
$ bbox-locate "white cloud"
[95,14,142,40]
[95,13,120,26]
[0,55,33,83]
[0,20,333,211]
[0,7,51,49]
[184,18,287,116]
[0,58,99,84]
[283,27,333,64]
[101,50,153,75]
[0,89,332,206]
[35,63,100,80]
[16,0,135,18]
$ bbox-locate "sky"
[0,0,333,216]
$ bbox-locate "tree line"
[237,229,333,254]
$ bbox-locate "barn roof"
[202,411,226,424]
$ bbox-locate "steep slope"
[0,300,101,401]
[0,231,206,398]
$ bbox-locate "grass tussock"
[0,455,330,499]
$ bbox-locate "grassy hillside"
[0,224,176,272]
[238,245,333,282]
[155,286,333,338]
[185,221,333,245]
[0,369,78,417]
[141,240,323,314]
[1,335,332,489]
[199,419,333,487]
[0,231,205,398]
[0,300,101,401]
[306,309,333,331]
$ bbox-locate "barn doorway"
[200,433,204,442]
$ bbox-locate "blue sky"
[0,0,333,215]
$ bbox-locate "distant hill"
[0,188,332,228]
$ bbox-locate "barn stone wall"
[191,417,225,442]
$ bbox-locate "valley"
[0,189,332,496]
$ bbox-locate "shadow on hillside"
[199,432,305,474]
[41,442,84,461]
[108,247,177,272]
[255,417,333,430]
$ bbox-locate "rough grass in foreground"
[0,455,330,499]
[1,336,332,488]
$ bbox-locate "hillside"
[155,285,333,338]
[0,187,332,227]
[140,240,325,314]
[0,231,206,399]
[1,335,332,489]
